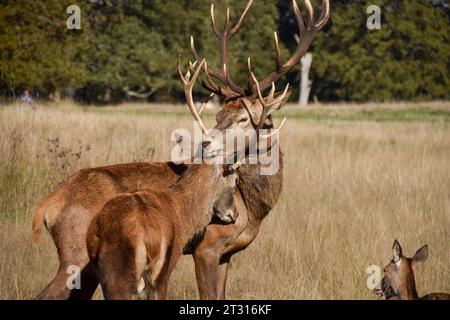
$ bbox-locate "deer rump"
[86,192,178,299]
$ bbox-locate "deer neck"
[237,149,283,219]
[397,274,419,300]
[171,164,221,240]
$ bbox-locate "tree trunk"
[298,53,312,107]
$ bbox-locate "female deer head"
[375,240,429,300]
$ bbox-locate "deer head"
[178,0,330,158]
[211,165,240,224]
[177,58,242,223]
[375,240,429,300]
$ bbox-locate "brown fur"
[377,240,450,300]
[32,162,188,243]
[33,98,284,300]
[86,164,237,300]
[33,162,187,299]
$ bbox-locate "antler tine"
[252,0,330,94]
[315,0,331,30]
[189,39,237,98]
[190,2,256,99]
[273,32,282,72]
[177,56,189,85]
[204,62,240,98]
[210,4,220,38]
[199,93,215,116]
[260,117,287,139]
[177,57,208,134]
[190,36,202,66]
[223,8,230,35]
[249,65,290,130]
[203,61,220,92]
[304,0,314,27]
[198,102,208,116]
[230,0,255,36]
[250,71,265,107]
[268,82,276,101]
[292,0,306,35]
[189,60,198,70]
[247,57,253,94]
[191,36,226,83]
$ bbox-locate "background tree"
[311,0,450,101]
[0,0,448,103]
[0,0,88,99]
[78,0,169,103]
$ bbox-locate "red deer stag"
[374,240,450,300]
[86,61,242,299]
[32,0,330,300]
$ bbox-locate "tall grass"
[0,102,449,299]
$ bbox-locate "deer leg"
[38,207,98,300]
[193,247,221,300]
[152,272,170,300]
[36,264,73,300]
[37,260,98,300]
[68,263,99,300]
[216,254,232,300]
[141,264,171,300]
[142,274,155,300]
[152,254,180,300]
[141,248,178,300]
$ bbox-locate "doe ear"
[413,244,428,264]
[392,239,402,261]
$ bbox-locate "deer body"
[33,163,186,299]
[33,154,282,300]
[87,163,238,300]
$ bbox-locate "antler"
[177,57,209,134]
[190,0,255,99]
[248,57,289,138]
[250,0,330,94]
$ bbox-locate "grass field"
[0,101,449,299]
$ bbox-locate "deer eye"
[238,117,249,123]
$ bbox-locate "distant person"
[19,89,34,108]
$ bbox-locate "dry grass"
[0,101,449,299]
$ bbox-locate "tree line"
[0,0,448,104]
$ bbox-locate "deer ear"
[413,245,428,264]
[392,239,402,261]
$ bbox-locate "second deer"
[375,240,450,300]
